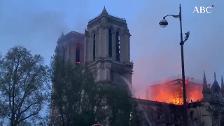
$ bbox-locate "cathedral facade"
[56,7,133,87]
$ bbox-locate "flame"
[146,79,203,105]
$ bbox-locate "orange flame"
[146,79,203,105]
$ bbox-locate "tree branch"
[18,111,39,123]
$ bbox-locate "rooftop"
[88,7,126,27]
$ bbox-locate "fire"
[146,79,203,105]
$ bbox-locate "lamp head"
[184,31,190,42]
[159,18,168,28]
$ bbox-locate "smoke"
[0,0,91,65]
[0,2,69,65]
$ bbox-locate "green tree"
[94,83,141,126]
[51,52,140,126]
[51,53,97,126]
[0,46,49,126]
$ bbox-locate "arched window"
[116,31,120,61]
[75,44,80,63]
[93,34,96,60]
[108,29,112,57]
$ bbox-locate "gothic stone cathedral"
[56,7,133,87]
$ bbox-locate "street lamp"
[159,4,190,126]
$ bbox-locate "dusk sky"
[0,0,224,97]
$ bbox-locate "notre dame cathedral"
[54,7,224,126]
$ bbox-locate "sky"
[0,0,224,98]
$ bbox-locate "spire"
[101,6,108,15]
[202,72,208,92]
[57,32,64,43]
[211,72,220,93]
[202,72,209,97]
[203,72,207,85]
[221,76,224,88]
[214,72,217,81]
[61,32,64,37]
[221,76,224,96]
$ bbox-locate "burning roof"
[146,79,203,105]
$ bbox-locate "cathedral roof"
[64,31,84,39]
[88,7,126,27]
[101,6,108,15]
[59,31,84,43]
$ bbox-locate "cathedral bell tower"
[84,7,133,87]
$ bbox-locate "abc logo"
[193,6,214,14]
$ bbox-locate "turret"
[221,76,224,96]
[210,72,222,103]
[202,72,210,101]
[211,72,220,93]
[203,72,208,88]
[101,6,108,16]
[57,32,64,44]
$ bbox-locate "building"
[136,73,224,126]
[52,8,133,125]
[56,7,133,87]
[56,31,85,64]
[54,7,224,126]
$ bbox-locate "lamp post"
[159,4,190,126]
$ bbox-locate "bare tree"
[0,46,49,126]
